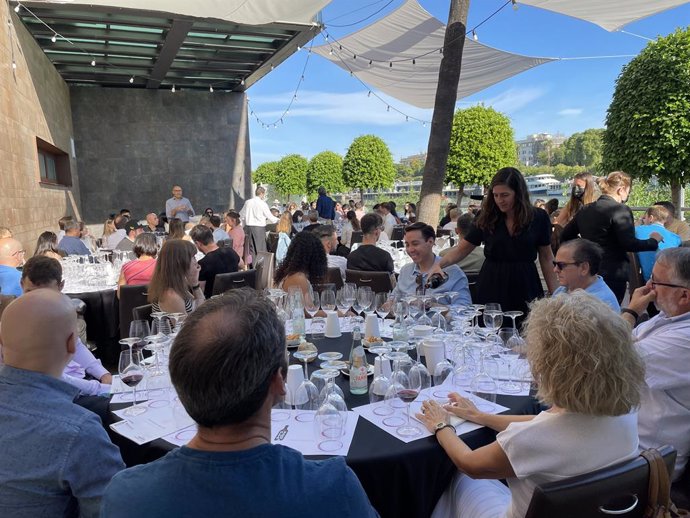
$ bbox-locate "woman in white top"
[417,291,644,518]
[341,210,360,249]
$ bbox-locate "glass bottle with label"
[348,326,369,395]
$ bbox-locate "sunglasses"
[552,261,581,270]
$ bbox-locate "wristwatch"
[434,422,454,435]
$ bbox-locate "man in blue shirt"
[635,205,682,281]
[102,290,378,518]
[165,185,195,223]
[316,186,335,221]
[0,237,24,296]
[58,220,91,256]
[0,289,124,518]
[552,238,620,311]
[393,222,471,306]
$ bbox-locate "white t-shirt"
[497,411,639,518]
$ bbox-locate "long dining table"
[109,332,539,518]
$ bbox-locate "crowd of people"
[0,169,689,517]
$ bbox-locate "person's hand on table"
[100,373,113,385]
[416,399,449,433]
[444,392,482,423]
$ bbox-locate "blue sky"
[248,0,690,166]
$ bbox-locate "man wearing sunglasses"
[621,248,690,481]
[551,238,619,311]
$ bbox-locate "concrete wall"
[70,88,252,224]
[0,10,81,254]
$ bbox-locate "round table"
[109,332,538,518]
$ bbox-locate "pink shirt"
[228,226,249,264]
[121,259,156,285]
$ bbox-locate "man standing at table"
[239,186,278,258]
[166,185,195,223]
[392,222,471,306]
[621,248,690,481]
[0,289,124,518]
[101,290,378,517]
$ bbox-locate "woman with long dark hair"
[561,171,661,302]
[167,218,186,241]
[274,231,327,303]
[148,240,204,314]
[33,231,63,261]
[435,167,558,315]
[555,172,599,227]
[341,210,361,248]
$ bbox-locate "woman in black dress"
[561,171,661,303]
[436,167,558,315]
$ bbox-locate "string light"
[14,4,20,12]
[171,85,176,93]
[512,0,519,11]
[412,58,416,65]
[129,76,134,83]
[51,33,57,43]
[472,30,478,41]
[367,90,371,97]
[90,59,96,66]
[297,45,301,51]
[240,78,245,86]
[209,85,213,92]
[270,64,274,71]
[12,60,17,69]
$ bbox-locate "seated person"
[313,225,347,281]
[273,232,327,306]
[439,214,485,276]
[302,210,321,233]
[118,233,158,295]
[621,248,690,480]
[58,220,91,256]
[392,222,471,306]
[190,225,240,299]
[347,213,394,273]
[655,200,690,241]
[418,292,643,518]
[148,240,205,314]
[101,290,377,517]
[33,231,63,261]
[552,238,620,311]
[0,289,124,517]
[210,215,230,243]
[0,237,24,296]
[442,207,460,231]
[115,221,144,259]
[635,205,682,281]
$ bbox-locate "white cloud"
[483,87,547,114]
[558,108,583,116]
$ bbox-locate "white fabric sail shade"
[313,0,554,109]
[24,0,331,25]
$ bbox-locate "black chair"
[350,231,363,245]
[132,304,153,323]
[266,232,279,254]
[325,267,344,290]
[525,445,677,518]
[345,269,395,293]
[212,270,257,296]
[119,284,149,338]
[256,251,275,290]
[390,226,405,241]
[436,228,452,237]
[466,272,479,303]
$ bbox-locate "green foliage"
[252,161,279,185]
[306,151,344,198]
[603,28,690,188]
[274,154,308,197]
[446,106,517,187]
[536,129,604,170]
[342,135,396,192]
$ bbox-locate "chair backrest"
[132,304,153,323]
[266,232,279,254]
[217,238,233,249]
[119,284,149,338]
[0,295,16,320]
[212,270,257,296]
[390,226,405,241]
[345,269,394,293]
[436,228,452,237]
[325,267,344,289]
[525,445,677,518]
[628,252,645,296]
[350,231,363,245]
[256,251,275,291]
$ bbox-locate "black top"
[346,245,394,273]
[561,195,658,281]
[198,247,240,299]
[302,223,321,233]
[464,207,551,315]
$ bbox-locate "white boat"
[526,174,562,195]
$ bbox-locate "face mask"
[572,185,585,200]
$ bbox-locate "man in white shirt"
[621,248,690,480]
[239,186,279,258]
[377,203,397,240]
[165,185,195,223]
[313,225,346,282]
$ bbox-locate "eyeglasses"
[12,250,26,257]
[552,261,581,270]
[649,276,688,290]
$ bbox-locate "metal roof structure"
[13,2,321,91]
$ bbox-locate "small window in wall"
[36,137,71,187]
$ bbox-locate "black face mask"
[572,185,585,200]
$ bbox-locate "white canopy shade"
[313,0,553,109]
[24,0,331,25]
[518,0,690,32]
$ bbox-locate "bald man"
[0,237,24,296]
[166,185,195,223]
[0,290,124,518]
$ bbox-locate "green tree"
[252,161,279,185]
[342,135,396,200]
[445,106,517,205]
[306,151,344,198]
[603,28,690,217]
[274,154,308,200]
[561,129,604,170]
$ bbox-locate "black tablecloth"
[109,333,539,518]
[67,289,119,342]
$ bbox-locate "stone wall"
[0,10,81,254]
[70,87,252,224]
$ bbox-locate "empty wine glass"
[370,360,392,414]
[118,349,146,416]
[357,286,374,316]
[305,291,320,321]
[503,310,523,329]
[336,289,350,317]
[374,292,390,323]
[314,401,344,452]
[320,288,336,312]
[470,354,498,411]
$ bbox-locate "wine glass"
[357,286,373,316]
[336,289,350,317]
[374,292,390,324]
[118,349,146,416]
[394,364,422,437]
[129,320,151,349]
[305,291,320,319]
[320,288,336,312]
[470,354,498,411]
[370,358,392,414]
[497,328,522,394]
[314,401,344,452]
[503,310,523,330]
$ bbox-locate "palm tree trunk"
[417,0,470,227]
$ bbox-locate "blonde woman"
[275,211,293,264]
[555,172,599,227]
[147,240,204,314]
[418,292,644,518]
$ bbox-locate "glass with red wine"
[118,349,146,416]
[394,365,423,438]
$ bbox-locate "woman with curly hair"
[418,292,644,518]
[435,167,558,317]
[273,231,327,303]
[33,231,63,261]
[148,240,204,314]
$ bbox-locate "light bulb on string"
[386,105,390,112]
[90,59,96,66]
[367,91,371,97]
[328,49,333,56]
[273,124,277,128]
[171,85,176,93]
[14,4,20,12]
[129,76,134,83]
[209,85,214,92]
[512,0,519,10]
[297,45,301,51]
[51,34,57,43]
[12,60,17,69]
[240,78,245,86]
[368,60,372,67]
[472,30,478,41]
[270,64,274,71]
[412,58,416,65]
[440,48,443,54]
[405,116,409,122]
[389,61,392,68]
[422,122,427,127]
